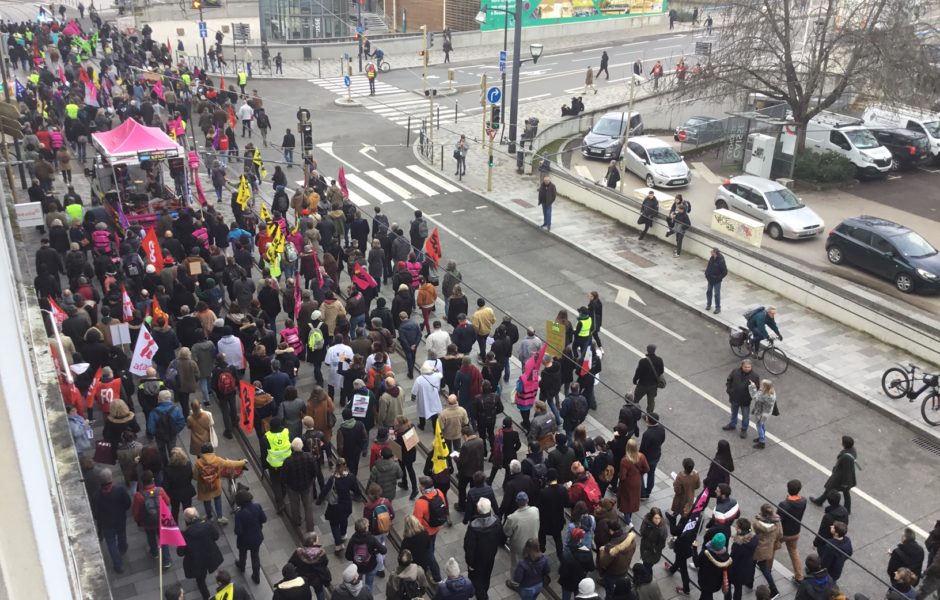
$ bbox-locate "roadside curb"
[409,141,940,446]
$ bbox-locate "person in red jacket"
[413,475,446,582]
[132,469,173,567]
[568,461,602,513]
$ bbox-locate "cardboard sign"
[188,260,202,276]
[351,392,370,419]
[14,202,44,227]
[109,322,132,345]
[402,426,419,451]
[545,320,565,358]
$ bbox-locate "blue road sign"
[499,50,506,72]
[486,86,501,104]
[199,21,207,39]
[356,25,364,34]
[344,75,351,87]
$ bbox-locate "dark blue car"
[826,215,940,294]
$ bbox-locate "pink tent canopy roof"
[91,118,181,162]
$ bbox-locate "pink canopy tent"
[91,118,182,165]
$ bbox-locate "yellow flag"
[432,419,448,474]
[253,147,267,179]
[259,201,271,223]
[215,582,234,600]
[236,175,250,210]
[271,224,285,254]
[291,219,300,235]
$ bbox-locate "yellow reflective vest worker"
[264,429,291,467]
[65,103,80,120]
[576,315,592,337]
[237,71,247,86]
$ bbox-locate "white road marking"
[452,209,464,213]
[550,51,574,57]
[407,165,462,193]
[365,171,414,199]
[476,205,488,209]
[517,93,551,102]
[406,200,929,538]
[574,165,595,180]
[608,281,686,341]
[345,173,397,204]
[387,168,437,195]
[315,141,360,173]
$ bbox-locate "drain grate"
[913,437,940,456]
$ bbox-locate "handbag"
[208,412,219,448]
[648,357,666,389]
[94,440,116,464]
[453,149,460,159]
[771,400,780,417]
[326,476,338,505]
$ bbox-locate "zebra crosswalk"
[294,164,462,208]
[309,75,403,97]
[362,92,469,132]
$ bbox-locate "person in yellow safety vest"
[28,71,39,86]
[65,102,80,120]
[65,203,84,224]
[237,70,248,94]
[264,417,290,513]
[572,305,592,358]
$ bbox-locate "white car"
[623,137,691,188]
[714,175,825,240]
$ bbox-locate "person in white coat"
[413,362,443,431]
[325,335,353,401]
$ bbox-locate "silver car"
[714,175,825,240]
[623,137,691,188]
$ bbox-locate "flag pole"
[158,538,163,598]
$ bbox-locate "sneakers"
[706,305,712,311]
[721,424,736,431]
[217,516,229,525]
[715,308,721,314]
[673,251,680,257]
[753,441,766,449]
[739,430,747,439]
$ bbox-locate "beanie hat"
[570,527,585,543]
[516,491,529,505]
[577,578,596,596]
[708,532,727,550]
[343,564,359,583]
[445,557,460,578]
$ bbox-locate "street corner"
[334,97,364,107]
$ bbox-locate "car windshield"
[922,120,940,137]
[764,187,804,211]
[890,231,938,258]
[845,129,881,149]
[648,147,682,164]
[684,118,708,128]
[593,117,625,137]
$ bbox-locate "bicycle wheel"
[921,392,940,426]
[762,346,789,375]
[730,335,750,358]
[881,367,911,399]
[380,61,391,73]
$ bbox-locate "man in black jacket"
[455,426,485,512]
[500,460,537,521]
[722,359,760,439]
[546,433,577,485]
[538,468,570,560]
[178,508,225,599]
[778,479,808,582]
[632,344,664,413]
[887,528,925,582]
[464,497,503,600]
[812,491,849,552]
[705,247,728,314]
[639,413,665,499]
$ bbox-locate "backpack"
[165,360,180,390]
[154,408,177,442]
[366,65,376,80]
[217,370,237,395]
[308,327,325,351]
[582,478,601,507]
[284,241,298,264]
[683,199,692,214]
[371,502,392,534]
[398,578,424,600]
[479,393,499,424]
[568,394,588,424]
[415,218,428,240]
[423,493,448,528]
[124,254,143,277]
[743,305,765,323]
[142,487,161,527]
[352,541,371,565]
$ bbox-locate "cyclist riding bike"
[746,306,782,354]
[373,48,385,68]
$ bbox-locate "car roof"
[630,136,672,149]
[727,175,786,192]
[839,215,913,235]
[684,116,717,123]
[869,128,928,140]
[599,111,639,120]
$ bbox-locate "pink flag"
[83,81,99,107]
[158,496,187,547]
[121,286,134,321]
[293,272,301,321]
[193,173,207,206]
[47,296,67,324]
[114,197,130,230]
[153,79,165,102]
[337,167,349,199]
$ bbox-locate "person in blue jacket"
[747,306,782,354]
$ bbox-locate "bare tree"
[680,0,940,150]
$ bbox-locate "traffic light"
[191,0,201,9]
[300,123,313,154]
[491,105,501,129]
[429,32,435,47]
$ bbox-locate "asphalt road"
[233,75,940,599]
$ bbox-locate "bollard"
[440,144,444,170]
[406,116,411,146]
[316,58,321,79]
[516,149,525,174]
[455,101,458,123]
[437,106,440,130]
[339,58,343,76]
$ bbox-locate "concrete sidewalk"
[415,89,940,443]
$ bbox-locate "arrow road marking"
[315,141,360,173]
[359,144,386,167]
[606,281,687,342]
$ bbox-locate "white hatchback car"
[623,137,691,188]
[714,175,825,240]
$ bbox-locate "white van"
[805,112,893,178]
[863,103,940,161]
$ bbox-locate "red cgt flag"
[351,262,377,290]
[239,381,256,434]
[337,167,349,199]
[48,296,68,324]
[424,227,442,267]
[142,228,164,273]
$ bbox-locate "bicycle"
[880,363,940,426]
[729,326,790,375]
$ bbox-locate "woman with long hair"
[703,439,735,495]
[163,446,196,524]
[749,379,776,450]
[617,438,649,524]
[587,291,603,349]
[400,515,433,582]
[316,458,359,554]
[393,415,419,499]
[511,538,550,600]
[639,507,669,570]
[186,399,215,456]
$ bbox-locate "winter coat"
[388,563,430,600]
[163,462,196,505]
[671,470,701,516]
[597,531,637,578]
[752,515,783,562]
[748,383,776,422]
[439,405,469,440]
[464,513,503,574]
[824,448,858,491]
[278,397,307,441]
[455,436,485,477]
[368,458,403,500]
[538,483,570,533]
[345,530,387,575]
[289,545,332,590]
[888,538,925,580]
[778,495,807,537]
[694,546,732,594]
[726,367,759,407]
[187,410,214,455]
[546,445,578,484]
[819,536,853,581]
[504,505,540,556]
[178,519,224,578]
[795,568,834,600]
[234,502,267,550]
[639,514,669,566]
[728,532,758,587]
[194,452,245,501]
[558,544,595,591]
[705,253,728,283]
[273,576,315,600]
[617,454,649,514]
[814,504,849,550]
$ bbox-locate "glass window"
[891,231,938,258]
[647,147,682,164]
[764,187,804,210]
[845,226,871,245]
[870,234,893,253]
[593,117,626,137]
[845,129,880,149]
[830,131,850,149]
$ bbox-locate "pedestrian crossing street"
[309,75,404,97]
[295,164,462,208]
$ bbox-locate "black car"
[674,116,725,145]
[869,128,931,170]
[826,215,940,293]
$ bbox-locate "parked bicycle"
[729,326,790,375]
[881,363,940,426]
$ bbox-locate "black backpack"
[423,493,448,528]
[154,408,176,442]
[479,393,500,424]
[569,394,589,424]
[142,487,161,527]
[398,578,424,600]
